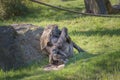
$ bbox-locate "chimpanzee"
[40,25,84,66]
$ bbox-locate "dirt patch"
[43,64,65,71]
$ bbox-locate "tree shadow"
[10,1,120,22]
[11,2,85,22]
[70,28,120,36]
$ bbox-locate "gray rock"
[0,26,23,70]
[12,24,44,63]
[0,24,44,70]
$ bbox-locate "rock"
[0,26,23,70]
[0,24,44,70]
[11,24,44,63]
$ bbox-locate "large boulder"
[0,26,23,70]
[0,24,44,70]
[12,24,44,63]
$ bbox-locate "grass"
[0,0,120,80]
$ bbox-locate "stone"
[0,24,44,70]
[0,26,23,70]
[11,24,44,63]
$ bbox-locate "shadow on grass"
[5,73,31,80]
[4,58,48,80]
[2,52,99,80]
[10,4,85,22]
[70,28,120,36]
[67,51,99,66]
[94,50,120,73]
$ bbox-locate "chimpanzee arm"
[56,27,68,47]
[72,42,85,52]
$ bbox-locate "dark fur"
[40,25,84,65]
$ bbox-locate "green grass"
[0,0,120,80]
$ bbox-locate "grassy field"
[0,0,120,80]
